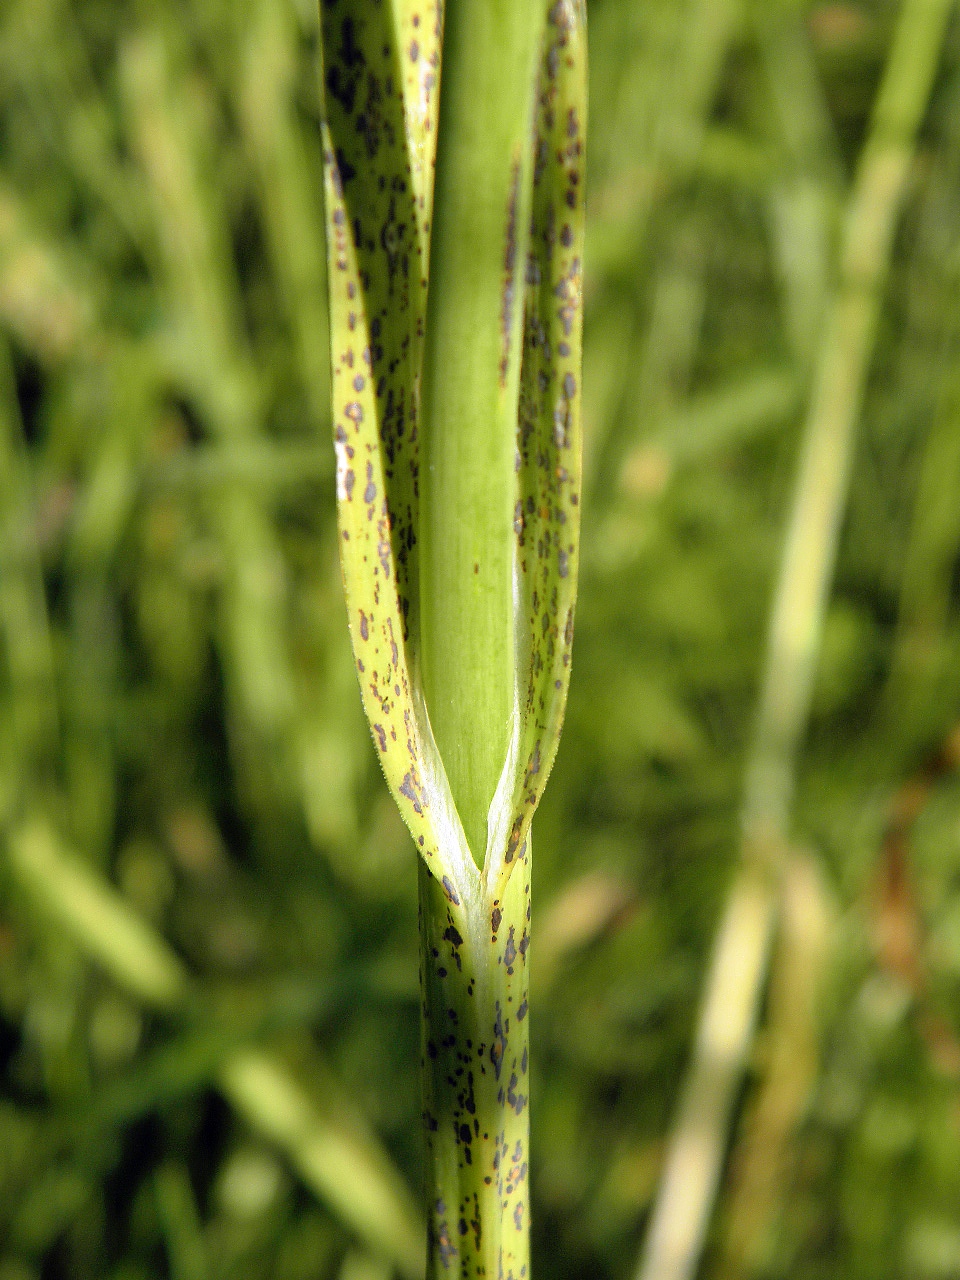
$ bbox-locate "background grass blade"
[4,815,425,1278]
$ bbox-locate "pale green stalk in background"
[636,3,955,1280]
[320,1,586,1274]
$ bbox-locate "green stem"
[419,852,530,1280]
[420,0,546,864]
[319,2,582,1271]
[418,4,546,1274]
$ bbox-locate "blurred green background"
[3,1,960,1278]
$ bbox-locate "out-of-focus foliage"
[2,2,960,1279]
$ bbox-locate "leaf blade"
[487,0,587,901]
[321,2,474,905]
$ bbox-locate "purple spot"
[499,158,521,386]
[503,927,517,973]
[400,771,422,815]
[441,875,460,906]
[490,1004,507,1080]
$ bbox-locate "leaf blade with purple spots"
[486,0,587,902]
[320,2,475,907]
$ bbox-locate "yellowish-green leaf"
[486,0,587,903]
[320,3,475,907]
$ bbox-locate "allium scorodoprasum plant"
[319,2,585,1274]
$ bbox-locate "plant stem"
[419,855,530,1280]
[417,4,547,1275]
[420,0,546,863]
[319,2,584,1270]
